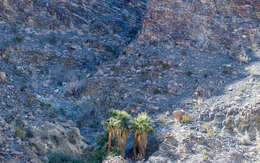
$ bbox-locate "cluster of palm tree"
[102,109,154,159]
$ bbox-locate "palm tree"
[131,112,154,159]
[103,109,132,156]
[102,117,121,154]
[109,109,132,156]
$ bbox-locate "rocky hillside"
[0,0,259,162]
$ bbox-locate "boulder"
[0,72,7,82]
[173,110,190,122]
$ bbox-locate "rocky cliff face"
[0,0,259,162]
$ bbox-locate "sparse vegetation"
[193,103,199,110]
[157,116,166,123]
[153,87,162,94]
[222,69,230,74]
[186,71,193,76]
[202,149,209,160]
[10,22,18,33]
[13,35,24,43]
[202,123,214,136]
[49,34,58,45]
[88,132,121,163]
[48,153,84,163]
[140,71,150,81]
[111,66,121,74]
[15,127,26,138]
[48,108,60,118]
[181,114,190,123]
[207,129,214,137]
[161,61,171,69]
[173,110,190,123]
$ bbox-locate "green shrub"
[153,87,162,94]
[48,153,84,163]
[49,34,58,45]
[186,71,193,76]
[13,35,24,43]
[15,127,26,138]
[88,132,121,163]
[181,115,190,123]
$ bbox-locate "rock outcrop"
[26,122,88,156]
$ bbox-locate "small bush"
[88,132,121,163]
[48,153,84,163]
[49,34,58,45]
[153,87,161,94]
[15,127,26,138]
[186,71,193,76]
[207,129,214,137]
[181,115,190,123]
[13,35,24,43]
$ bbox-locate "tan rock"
[173,110,187,122]
[0,72,7,82]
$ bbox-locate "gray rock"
[103,156,126,163]
[27,122,88,156]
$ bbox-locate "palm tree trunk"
[140,132,147,158]
[120,129,128,156]
[133,132,148,159]
[108,131,112,154]
[137,133,142,158]
[133,132,138,157]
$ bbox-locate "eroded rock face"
[0,1,148,160]
[0,0,147,52]
[25,122,88,156]
[222,103,260,137]
[147,136,178,163]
